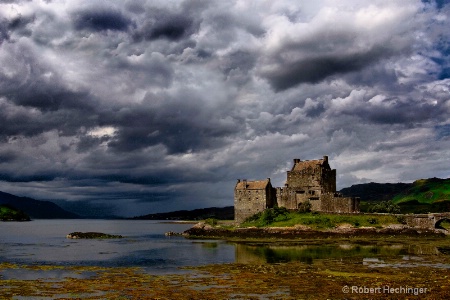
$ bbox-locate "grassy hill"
[392,178,450,204]
[0,204,31,221]
[340,177,450,213]
[392,178,450,213]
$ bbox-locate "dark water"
[0,220,234,273]
[1,220,449,275]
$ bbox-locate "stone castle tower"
[277,156,335,210]
[234,156,359,223]
[234,178,276,224]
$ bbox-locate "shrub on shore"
[367,201,401,214]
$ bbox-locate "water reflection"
[0,269,97,281]
[235,243,445,264]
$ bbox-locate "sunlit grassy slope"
[392,178,450,204]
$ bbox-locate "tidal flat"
[2,237,450,299]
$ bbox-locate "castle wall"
[320,193,359,213]
[234,180,276,223]
[319,193,334,212]
[234,189,267,223]
[309,198,321,211]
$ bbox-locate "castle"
[234,156,360,223]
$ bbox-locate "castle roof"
[235,179,271,190]
[292,157,328,171]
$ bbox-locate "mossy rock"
[66,232,123,239]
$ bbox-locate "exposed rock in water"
[66,232,123,239]
[165,231,182,236]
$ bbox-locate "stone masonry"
[234,156,360,223]
[234,178,276,223]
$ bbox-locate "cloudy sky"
[0,0,449,217]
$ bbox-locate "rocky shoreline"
[183,222,448,240]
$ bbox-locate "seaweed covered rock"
[66,232,123,239]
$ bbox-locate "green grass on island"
[239,207,403,229]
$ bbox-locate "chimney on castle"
[293,158,301,164]
[323,155,328,162]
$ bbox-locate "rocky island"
[183,221,447,241]
[66,232,123,239]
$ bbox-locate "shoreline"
[183,222,449,241]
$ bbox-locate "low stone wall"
[403,214,441,229]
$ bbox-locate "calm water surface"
[0,220,234,273]
[1,220,449,275]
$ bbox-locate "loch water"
[1,219,450,275]
[0,219,234,273]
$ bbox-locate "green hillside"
[0,204,31,221]
[340,177,450,213]
[392,178,450,204]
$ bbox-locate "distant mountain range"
[339,182,411,201]
[0,191,80,219]
[131,206,234,220]
[1,177,449,219]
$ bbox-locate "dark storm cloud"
[0,172,58,182]
[132,9,199,42]
[0,18,10,43]
[0,150,17,163]
[73,8,131,32]
[0,0,449,216]
[261,46,393,91]
[148,15,193,41]
[0,13,33,43]
[221,50,257,76]
[0,41,94,111]
[103,92,241,154]
[333,97,442,126]
[113,51,174,88]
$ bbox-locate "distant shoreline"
[158,220,199,224]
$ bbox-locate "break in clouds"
[0,0,449,216]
